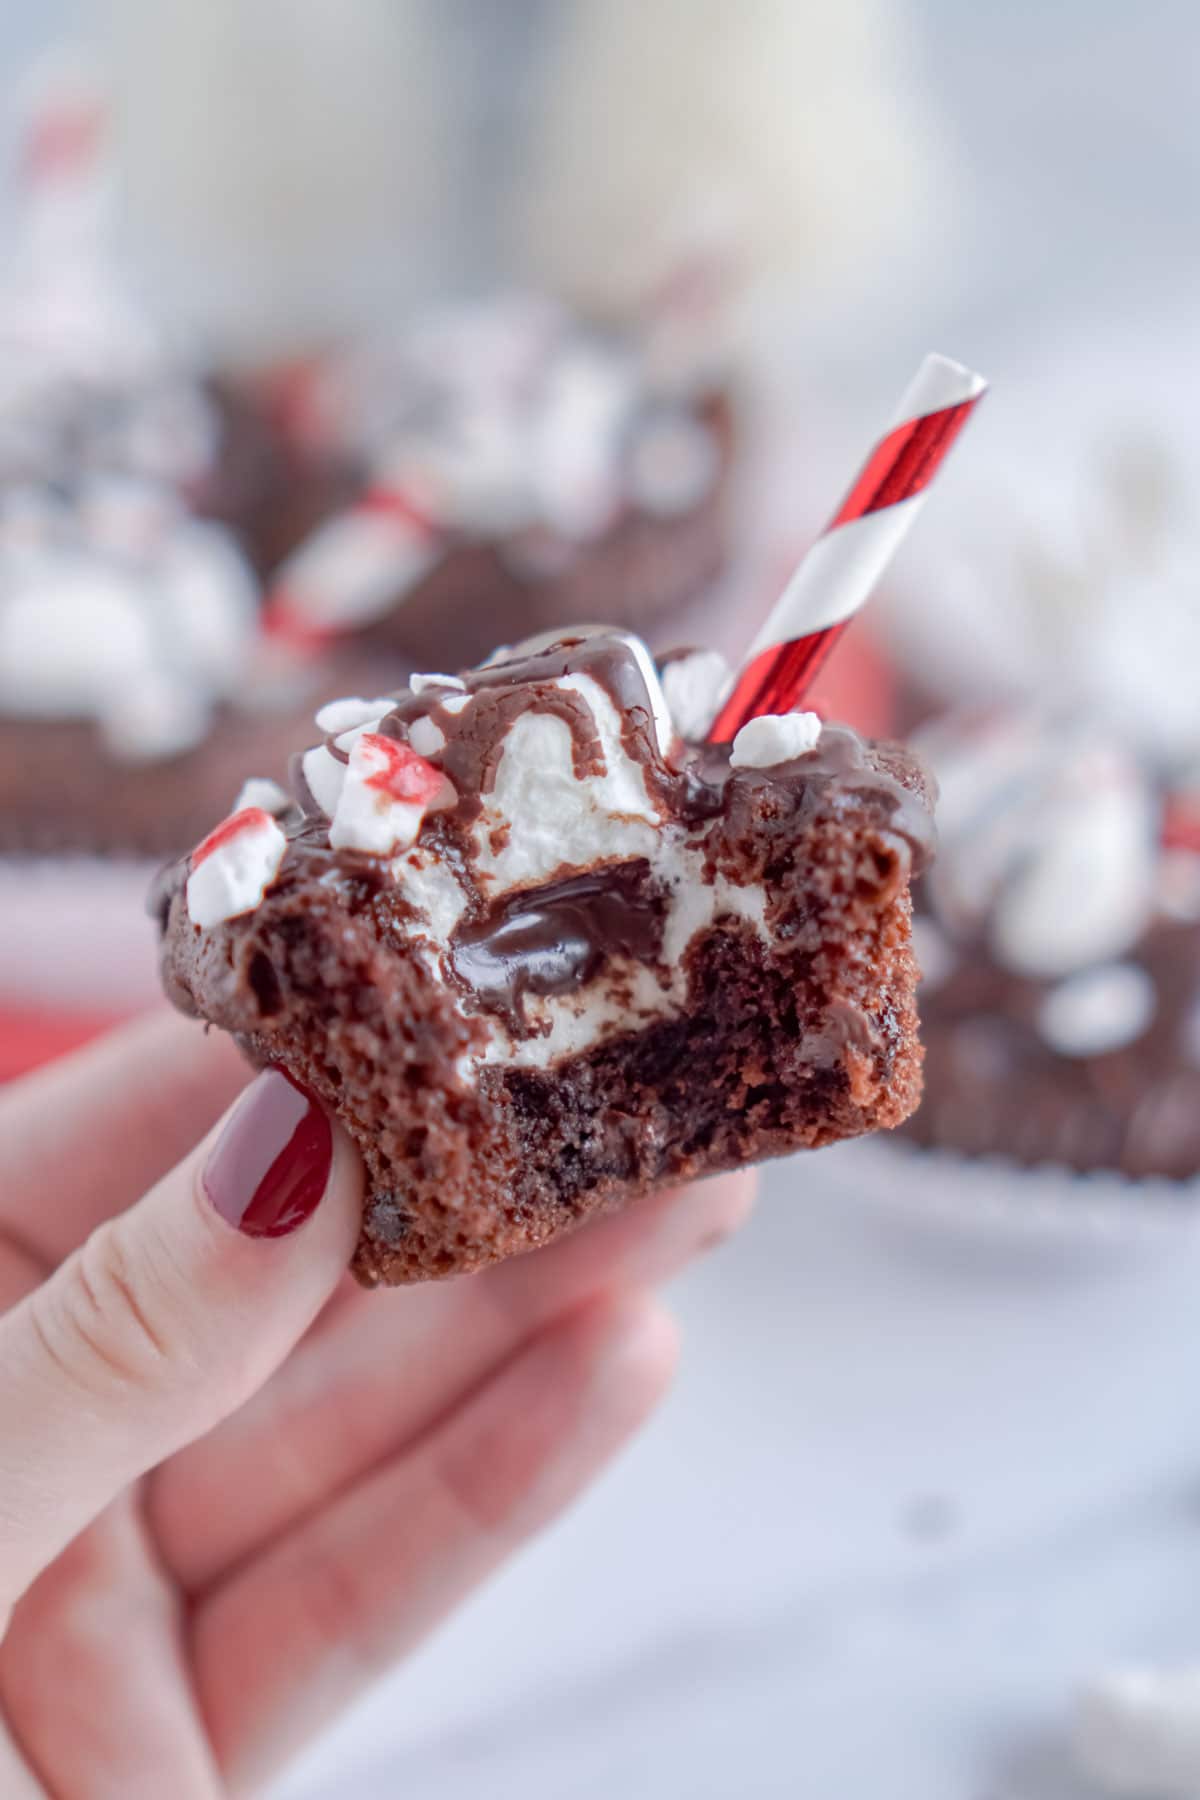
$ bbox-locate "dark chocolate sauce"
[448,861,665,1030]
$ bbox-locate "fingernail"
[202,1070,332,1239]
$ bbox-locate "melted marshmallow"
[470,671,662,896]
[213,634,798,1075]
[484,851,767,1072]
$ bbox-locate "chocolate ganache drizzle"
[153,632,934,1036]
[449,861,667,1031]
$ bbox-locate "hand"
[0,1012,752,1795]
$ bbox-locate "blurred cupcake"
[834,704,1200,1246]
[0,471,327,859]
[0,61,377,861]
[263,293,735,669]
[907,707,1200,1182]
[0,457,364,1070]
[0,56,346,580]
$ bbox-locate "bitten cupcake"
[153,629,933,1284]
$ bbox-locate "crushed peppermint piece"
[329,733,454,855]
[186,808,287,928]
[730,712,822,769]
[334,719,384,755]
[361,735,447,804]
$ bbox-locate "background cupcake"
[264,292,737,670]
[906,705,1200,1188]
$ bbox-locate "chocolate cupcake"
[847,704,1200,1242]
[265,295,735,671]
[0,472,338,860]
[153,628,933,1284]
[0,467,372,1073]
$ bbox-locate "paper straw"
[708,353,986,742]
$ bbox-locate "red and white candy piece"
[265,486,442,640]
[301,699,396,815]
[186,807,287,929]
[709,353,987,743]
[329,733,455,856]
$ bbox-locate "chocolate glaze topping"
[152,632,935,1033]
[375,635,661,812]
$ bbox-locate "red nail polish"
[202,1070,332,1238]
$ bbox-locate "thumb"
[0,1069,361,1609]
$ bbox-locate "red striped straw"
[708,353,987,743]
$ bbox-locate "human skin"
[0,1011,753,1795]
